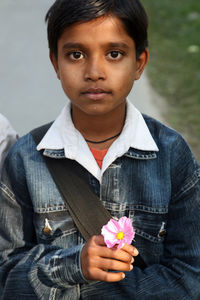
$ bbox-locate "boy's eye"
[107,51,123,60]
[68,51,84,60]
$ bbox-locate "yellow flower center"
[116,231,124,240]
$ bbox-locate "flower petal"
[101,217,135,249]
[119,216,132,230]
[102,219,120,234]
[105,239,118,248]
[101,229,116,243]
[118,216,129,226]
[117,240,125,250]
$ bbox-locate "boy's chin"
[73,102,126,118]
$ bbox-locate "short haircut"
[45,0,148,59]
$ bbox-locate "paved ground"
[129,72,167,123]
[0,0,166,136]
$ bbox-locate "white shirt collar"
[37,99,158,181]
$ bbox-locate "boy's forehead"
[58,15,135,47]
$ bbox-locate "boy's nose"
[84,56,106,81]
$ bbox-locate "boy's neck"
[72,102,126,150]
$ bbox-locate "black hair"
[45,0,148,59]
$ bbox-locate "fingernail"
[134,248,139,256]
[122,273,125,279]
[131,257,134,263]
[130,264,133,271]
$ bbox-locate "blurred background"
[142,0,200,161]
[0,0,199,160]
[0,0,65,134]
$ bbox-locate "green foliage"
[142,0,200,160]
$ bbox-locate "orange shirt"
[90,147,108,169]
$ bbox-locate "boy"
[0,114,17,176]
[0,0,200,299]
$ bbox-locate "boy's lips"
[81,88,112,100]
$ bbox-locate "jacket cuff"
[54,244,88,286]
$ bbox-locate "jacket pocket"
[130,205,168,263]
[131,205,168,242]
[33,210,78,247]
[104,202,168,263]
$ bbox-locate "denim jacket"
[0,115,200,300]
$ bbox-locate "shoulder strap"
[30,122,53,145]
[30,124,146,270]
[44,157,111,240]
[30,123,111,240]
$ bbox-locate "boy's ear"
[49,51,60,80]
[134,49,149,80]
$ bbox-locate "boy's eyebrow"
[62,42,130,50]
[107,42,130,49]
[62,43,84,50]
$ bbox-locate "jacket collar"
[37,99,159,181]
[37,100,158,152]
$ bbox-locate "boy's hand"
[81,235,139,282]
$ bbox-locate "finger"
[92,235,107,246]
[98,247,133,263]
[91,268,126,282]
[97,257,133,272]
[122,244,139,256]
[94,235,138,257]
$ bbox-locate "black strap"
[31,123,110,239]
[45,158,111,240]
[30,124,146,269]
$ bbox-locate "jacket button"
[43,227,52,235]
[158,229,166,237]
[43,218,52,235]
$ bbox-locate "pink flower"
[101,216,135,250]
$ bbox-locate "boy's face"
[51,15,148,117]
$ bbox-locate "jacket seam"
[50,287,57,300]
[124,153,157,160]
[0,182,16,202]
[173,168,200,200]
[0,181,33,210]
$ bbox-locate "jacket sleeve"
[81,134,200,300]
[0,140,87,299]
[124,165,200,299]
